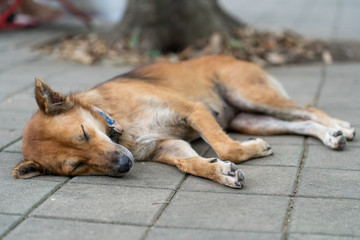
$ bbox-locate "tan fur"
[13,56,355,188]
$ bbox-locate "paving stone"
[0,49,39,72]
[326,63,360,79]
[3,140,22,153]
[290,197,360,236]
[0,214,21,237]
[46,65,133,92]
[0,89,37,112]
[288,233,355,240]
[147,227,282,240]
[181,165,297,196]
[0,129,22,150]
[0,110,32,130]
[0,57,74,83]
[0,177,62,215]
[305,145,360,170]
[297,168,360,199]
[31,183,173,226]
[0,152,26,178]
[267,64,323,78]
[156,191,289,232]
[70,162,185,190]
[191,138,210,156]
[204,140,303,167]
[317,76,360,110]
[4,217,147,240]
[314,109,360,127]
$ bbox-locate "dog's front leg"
[185,103,273,162]
[153,139,244,188]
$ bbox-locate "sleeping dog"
[12,56,355,188]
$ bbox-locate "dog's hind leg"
[217,67,355,142]
[152,139,245,188]
[229,113,347,150]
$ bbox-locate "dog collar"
[92,106,123,134]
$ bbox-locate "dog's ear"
[34,77,75,115]
[12,160,44,179]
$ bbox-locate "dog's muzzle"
[116,155,133,173]
[110,145,135,176]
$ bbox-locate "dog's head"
[12,78,134,179]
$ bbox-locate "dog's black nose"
[117,155,133,173]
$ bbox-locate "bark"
[108,0,245,52]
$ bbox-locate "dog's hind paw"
[324,128,347,150]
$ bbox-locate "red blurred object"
[0,0,92,30]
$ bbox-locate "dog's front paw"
[208,158,244,188]
[324,129,347,150]
[243,138,273,158]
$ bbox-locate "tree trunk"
[108,0,245,52]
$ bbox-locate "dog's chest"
[121,104,197,160]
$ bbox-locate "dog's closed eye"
[71,162,84,173]
[81,125,90,142]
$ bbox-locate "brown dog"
[12,56,355,188]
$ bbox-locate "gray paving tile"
[31,183,173,226]
[181,165,297,196]
[326,63,360,79]
[156,191,289,232]
[297,168,360,199]
[0,89,37,112]
[4,217,146,240]
[0,57,74,83]
[0,49,39,72]
[290,197,360,236]
[317,75,360,110]
[0,129,22,150]
[45,65,133,92]
[305,145,360,170]
[267,64,323,77]
[0,177,62,215]
[0,110,32,130]
[70,162,185,189]
[0,214,21,237]
[0,152,25,178]
[317,95,359,111]
[2,140,22,153]
[191,138,210,156]
[288,233,355,240]
[147,227,282,240]
[313,109,360,127]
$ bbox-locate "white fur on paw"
[209,158,244,188]
[244,138,273,157]
[333,120,355,141]
[336,125,356,141]
[324,129,347,150]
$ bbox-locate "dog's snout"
[116,155,133,173]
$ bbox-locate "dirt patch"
[36,27,360,66]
